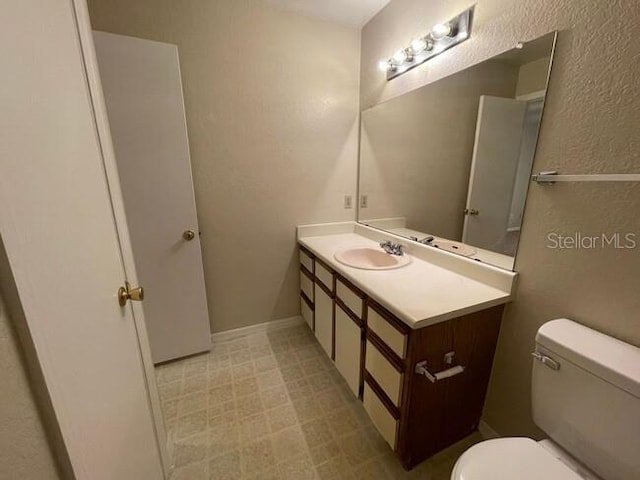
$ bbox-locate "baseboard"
[478,420,500,439]
[210,316,304,343]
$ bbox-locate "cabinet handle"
[415,360,465,383]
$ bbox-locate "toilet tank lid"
[536,319,640,399]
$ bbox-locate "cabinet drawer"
[301,296,313,331]
[315,260,334,292]
[314,284,333,358]
[335,304,362,397]
[367,306,407,359]
[365,340,402,407]
[363,383,398,450]
[300,270,314,302]
[336,278,364,319]
[299,248,314,274]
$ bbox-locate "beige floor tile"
[240,438,276,474]
[230,349,252,366]
[162,399,179,420]
[315,454,354,480]
[277,454,318,480]
[256,369,284,391]
[300,418,334,449]
[254,355,278,373]
[156,363,184,385]
[266,403,298,433]
[207,419,240,458]
[231,362,255,381]
[184,358,208,378]
[325,406,360,437]
[209,367,232,387]
[315,387,344,413]
[308,439,342,466]
[338,429,376,467]
[234,393,263,417]
[307,370,334,393]
[227,338,249,352]
[208,355,231,371]
[292,396,324,424]
[171,460,207,480]
[179,391,207,416]
[249,344,272,359]
[280,364,305,383]
[234,377,259,398]
[183,374,209,395]
[208,450,242,480]
[208,384,235,407]
[174,433,207,468]
[158,380,183,402]
[238,412,270,443]
[270,426,308,464]
[176,410,208,439]
[260,384,289,410]
[353,458,392,480]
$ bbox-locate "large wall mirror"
[358,32,557,270]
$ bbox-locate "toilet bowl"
[451,319,640,480]
[451,437,600,480]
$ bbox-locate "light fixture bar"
[383,7,474,81]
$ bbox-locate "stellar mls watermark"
[547,232,637,249]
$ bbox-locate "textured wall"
[362,0,640,436]
[87,0,361,333]
[0,293,61,480]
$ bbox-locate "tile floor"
[156,322,484,480]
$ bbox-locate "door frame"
[71,0,171,474]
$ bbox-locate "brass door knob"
[464,208,480,216]
[118,282,144,307]
[183,229,195,241]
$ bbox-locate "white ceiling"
[263,0,392,28]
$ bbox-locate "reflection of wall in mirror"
[359,60,519,240]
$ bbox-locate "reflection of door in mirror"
[462,95,544,255]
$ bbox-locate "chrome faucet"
[380,240,405,256]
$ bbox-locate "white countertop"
[298,227,516,330]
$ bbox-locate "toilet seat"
[450,437,585,480]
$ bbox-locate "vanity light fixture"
[379,6,474,81]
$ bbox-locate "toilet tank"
[532,319,640,480]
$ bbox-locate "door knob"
[118,282,144,307]
[464,208,479,216]
[183,229,195,241]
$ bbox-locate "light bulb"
[410,37,428,54]
[431,23,453,41]
[378,59,391,71]
[392,49,409,65]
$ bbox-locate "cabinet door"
[314,284,333,358]
[334,305,361,396]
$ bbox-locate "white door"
[0,1,165,479]
[462,96,527,252]
[93,32,212,363]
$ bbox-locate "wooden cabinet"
[298,244,504,470]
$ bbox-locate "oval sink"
[431,239,477,257]
[334,247,411,270]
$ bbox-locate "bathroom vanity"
[298,222,517,469]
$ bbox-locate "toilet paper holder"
[415,351,466,383]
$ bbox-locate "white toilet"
[451,318,640,480]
